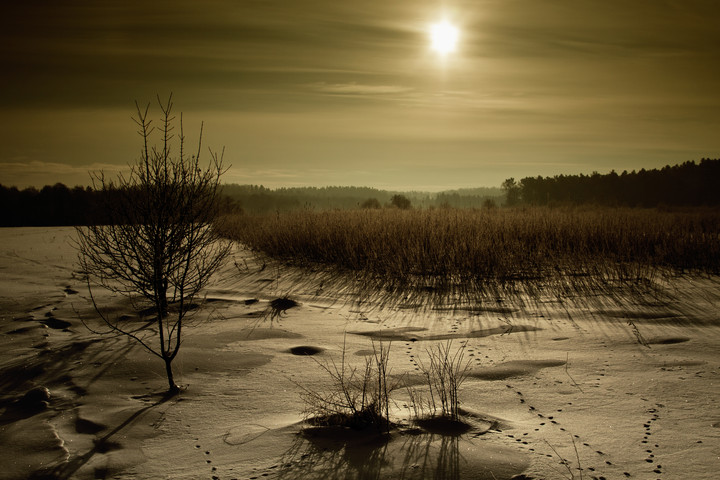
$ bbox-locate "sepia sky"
[1,0,719,191]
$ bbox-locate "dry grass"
[298,340,394,433]
[219,206,720,305]
[407,341,471,424]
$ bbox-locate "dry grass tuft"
[268,296,299,320]
[407,341,471,424]
[298,340,395,433]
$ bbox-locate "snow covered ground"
[1,227,719,479]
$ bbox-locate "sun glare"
[430,21,459,55]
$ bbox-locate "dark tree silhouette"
[75,96,231,393]
[502,178,521,206]
[361,198,382,209]
[390,194,412,210]
[503,159,720,207]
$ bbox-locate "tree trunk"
[158,278,169,318]
[164,356,179,394]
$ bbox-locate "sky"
[1,0,719,191]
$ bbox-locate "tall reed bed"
[219,206,720,304]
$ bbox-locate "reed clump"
[219,206,720,303]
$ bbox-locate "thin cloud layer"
[309,83,415,96]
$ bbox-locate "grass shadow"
[276,426,523,480]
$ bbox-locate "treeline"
[0,183,241,227]
[0,183,106,226]
[4,159,716,226]
[504,159,720,207]
[220,185,392,213]
[0,182,503,226]
[220,185,504,213]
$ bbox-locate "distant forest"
[0,183,503,226]
[503,158,720,207]
[0,184,103,227]
[1,159,717,226]
[220,185,504,213]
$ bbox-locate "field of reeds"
[218,206,720,305]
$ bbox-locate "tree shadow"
[0,331,172,480]
[31,390,177,480]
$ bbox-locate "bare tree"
[76,95,231,393]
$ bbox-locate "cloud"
[308,82,414,96]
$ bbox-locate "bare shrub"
[299,340,394,433]
[75,95,230,393]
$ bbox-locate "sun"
[430,21,459,55]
